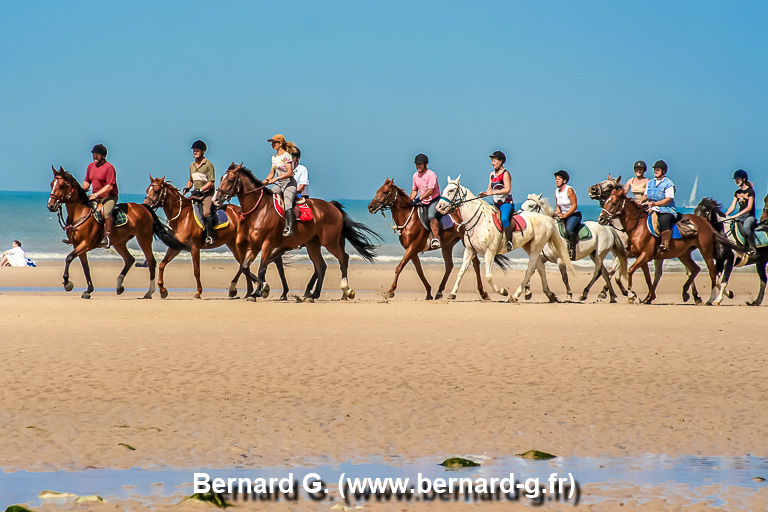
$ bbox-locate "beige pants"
[101,196,118,218]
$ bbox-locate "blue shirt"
[645,177,676,214]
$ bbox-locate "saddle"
[557,220,592,241]
[417,206,454,231]
[492,210,526,233]
[192,204,230,230]
[92,203,128,227]
[647,212,697,239]
[731,222,768,248]
[273,195,313,221]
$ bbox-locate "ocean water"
[0,191,705,271]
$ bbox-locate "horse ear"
[59,166,65,172]
[537,193,542,200]
[616,175,621,183]
[149,173,154,180]
[607,173,612,179]
[52,165,57,175]
[161,175,165,181]
[456,174,461,183]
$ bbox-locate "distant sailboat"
[685,174,699,208]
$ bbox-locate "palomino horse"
[598,185,740,304]
[519,193,628,302]
[367,178,495,300]
[437,176,573,302]
[143,176,289,299]
[694,197,768,306]
[214,163,381,301]
[47,166,188,299]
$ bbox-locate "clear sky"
[2,0,766,205]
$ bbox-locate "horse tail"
[546,222,575,274]
[609,227,629,284]
[494,253,511,274]
[330,201,382,262]
[713,231,747,255]
[141,204,190,251]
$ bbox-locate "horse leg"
[158,248,180,299]
[512,241,546,302]
[747,260,767,306]
[642,258,665,304]
[557,254,572,300]
[471,255,489,300]
[78,253,94,299]
[482,248,508,298]
[534,256,558,303]
[410,254,434,300]
[304,239,327,302]
[447,245,476,300]
[63,249,78,292]
[136,233,157,299]
[625,254,651,304]
[112,242,135,296]
[188,246,202,299]
[719,253,735,301]
[584,252,616,303]
[225,241,242,298]
[304,271,318,298]
[700,250,720,306]
[435,243,455,300]
[239,243,256,300]
[388,244,421,299]
[272,256,289,300]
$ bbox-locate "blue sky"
[1,1,767,205]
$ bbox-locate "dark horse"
[47,166,188,299]
[367,178,491,300]
[694,197,768,306]
[598,184,741,304]
[214,163,381,301]
[143,175,289,299]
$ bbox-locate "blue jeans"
[497,202,516,228]
[564,211,582,234]
[738,216,756,236]
[425,199,442,221]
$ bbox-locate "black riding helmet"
[91,144,107,157]
[414,153,429,165]
[553,169,570,183]
[733,169,749,181]
[633,160,647,170]
[489,150,506,164]
[653,160,668,173]
[191,140,207,152]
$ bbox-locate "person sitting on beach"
[182,140,216,245]
[264,134,299,237]
[623,160,649,202]
[642,160,676,253]
[292,146,310,199]
[554,170,581,261]
[478,150,515,251]
[1,240,27,267]
[410,153,442,249]
[725,169,757,255]
[83,144,119,248]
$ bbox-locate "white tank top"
[555,185,574,212]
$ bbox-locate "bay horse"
[519,193,628,302]
[214,163,381,301]
[694,197,768,306]
[437,176,573,302]
[47,166,188,299]
[367,178,492,300]
[143,175,289,299]
[598,185,741,304]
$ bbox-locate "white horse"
[437,176,573,302]
[519,193,629,303]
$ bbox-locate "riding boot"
[103,216,114,249]
[659,230,672,253]
[204,215,215,245]
[283,208,296,237]
[747,232,758,256]
[568,231,578,261]
[429,219,441,249]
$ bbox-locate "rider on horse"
[624,160,649,202]
[725,169,757,255]
[643,160,676,253]
[264,134,299,237]
[478,150,515,251]
[83,144,119,248]
[183,140,216,245]
[554,170,581,260]
[410,153,442,249]
[292,146,310,199]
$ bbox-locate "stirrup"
[205,236,214,245]
[430,238,441,249]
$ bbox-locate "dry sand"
[1,261,767,510]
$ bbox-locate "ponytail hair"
[283,141,298,155]
[748,180,755,189]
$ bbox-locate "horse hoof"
[347,290,355,299]
[81,292,91,299]
[228,286,238,298]
[746,300,760,307]
[386,291,395,299]
[610,297,617,304]
[160,289,168,299]
[726,290,734,299]
[278,295,288,301]
[597,292,607,299]
[262,284,271,298]
[245,296,257,302]
[507,296,518,303]
[628,297,635,304]
[694,297,703,305]
[524,291,533,301]
[448,294,456,301]
[64,281,74,292]
[435,292,443,300]
[142,293,153,299]
[425,295,434,301]
[481,292,490,301]
[116,286,125,296]
[549,295,559,303]
[579,294,588,302]
[682,292,690,303]
[500,288,508,296]
[193,294,201,299]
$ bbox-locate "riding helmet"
[733,169,749,181]
[191,140,207,152]
[553,169,570,183]
[91,144,107,157]
[292,146,301,159]
[633,160,647,170]
[489,150,507,164]
[414,153,429,165]
[653,160,668,172]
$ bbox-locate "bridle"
[217,168,265,219]
[145,182,184,222]
[49,176,93,232]
[440,184,483,232]
[372,186,415,235]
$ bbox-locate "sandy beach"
[1,261,767,510]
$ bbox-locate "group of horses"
[47,165,768,306]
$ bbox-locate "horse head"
[368,178,401,214]
[144,174,170,209]
[588,174,622,203]
[214,163,243,206]
[48,165,87,211]
[436,175,467,215]
[520,193,554,217]
[693,197,724,225]
[597,186,629,225]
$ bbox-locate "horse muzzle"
[587,185,602,200]
[47,199,60,212]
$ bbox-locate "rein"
[239,189,264,219]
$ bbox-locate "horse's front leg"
[191,246,203,299]
[240,244,257,300]
[644,258,665,304]
[471,254,489,300]
[747,260,768,306]
[435,243,455,300]
[482,248,508,297]
[626,253,651,304]
[158,248,180,299]
[63,249,78,292]
[388,242,424,299]
[447,244,476,300]
[78,253,94,299]
[112,242,135,296]
[513,241,547,302]
[532,255,558,303]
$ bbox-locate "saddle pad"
[493,209,526,233]
[273,196,313,221]
[558,220,591,240]
[731,223,768,248]
[647,214,683,239]
[417,206,454,231]
[193,207,230,230]
[93,204,128,227]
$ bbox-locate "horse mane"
[526,194,555,216]
[57,169,90,202]
[699,197,724,216]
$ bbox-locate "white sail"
[687,174,699,207]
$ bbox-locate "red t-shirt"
[85,161,119,197]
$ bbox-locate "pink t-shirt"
[85,161,119,197]
[412,169,440,205]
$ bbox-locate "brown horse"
[47,166,188,299]
[214,163,381,301]
[598,184,739,304]
[367,178,491,300]
[143,175,289,299]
